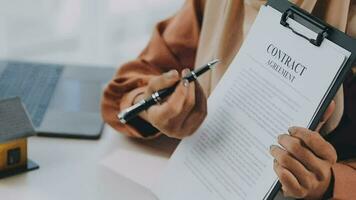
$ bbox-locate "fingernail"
[288,127,297,135]
[277,134,282,141]
[269,145,276,152]
[182,68,190,76]
[183,79,189,87]
[165,70,177,78]
[277,134,286,143]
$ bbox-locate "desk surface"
[0,127,289,200]
[0,126,179,200]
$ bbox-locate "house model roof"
[0,97,35,143]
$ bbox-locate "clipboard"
[265,0,356,199]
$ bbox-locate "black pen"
[118,59,219,124]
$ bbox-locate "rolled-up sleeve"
[101,0,203,138]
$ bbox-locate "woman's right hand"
[137,69,207,139]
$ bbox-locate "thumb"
[145,70,179,98]
[316,100,336,132]
[321,100,336,122]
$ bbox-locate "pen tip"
[208,59,220,68]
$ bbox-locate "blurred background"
[0,0,183,67]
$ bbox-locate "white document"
[153,5,350,200]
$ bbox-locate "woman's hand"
[137,69,207,139]
[270,127,337,199]
[270,102,337,199]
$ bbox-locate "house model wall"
[0,97,35,172]
[0,139,27,171]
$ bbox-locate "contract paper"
[153,5,350,200]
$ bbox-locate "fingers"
[272,127,337,199]
[170,69,197,124]
[277,134,325,179]
[158,69,193,120]
[147,69,197,137]
[270,145,314,189]
[181,81,207,136]
[145,70,179,97]
[273,161,306,198]
[163,69,197,137]
[148,71,187,123]
[183,74,196,114]
[139,70,179,120]
[164,69,195,114]
[288,127,337,164]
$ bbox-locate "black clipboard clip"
[280,6,329,47]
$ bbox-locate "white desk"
[0,126,179,200]
[0,126,289,200]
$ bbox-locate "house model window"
[0,97,39,178]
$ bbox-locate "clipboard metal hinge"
[280,7,328,47]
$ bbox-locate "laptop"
[0,60,115,139]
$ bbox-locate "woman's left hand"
[270,101,337,199]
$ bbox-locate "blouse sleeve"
[101,0,203,138]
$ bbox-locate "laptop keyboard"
[0,61,63,127]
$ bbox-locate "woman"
[102,0,356,199]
